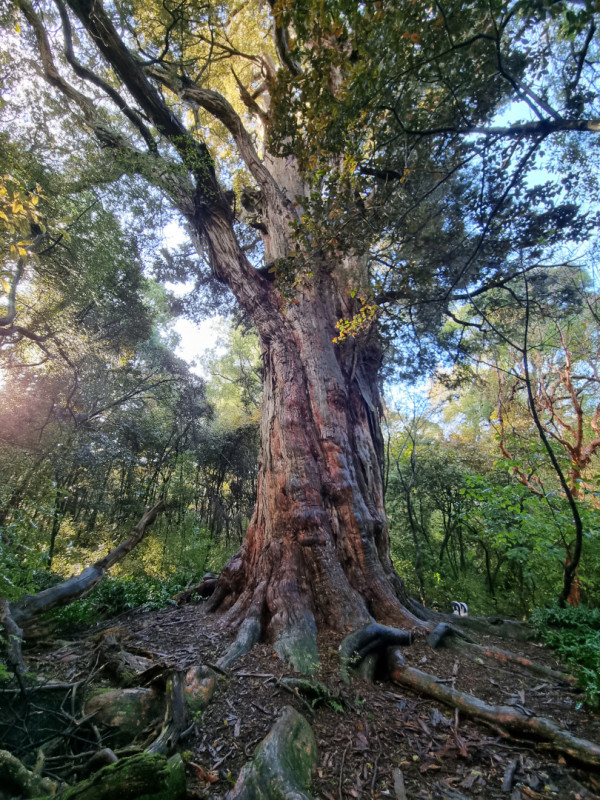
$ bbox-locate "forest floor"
[7,601,600,800]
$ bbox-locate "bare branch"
[54,0,158,152]
[266,0,301,75]
[231,68,269,125]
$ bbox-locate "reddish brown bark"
[206,251,423,669]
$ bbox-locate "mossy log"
[29,752,185,800]
[387,650,600,769]
[225,706,317,800]
[0,749,56,798]
[83,665,216,754]
[85,687,165,747]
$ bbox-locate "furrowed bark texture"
[205,210,423,662]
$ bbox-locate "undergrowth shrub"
[531,605,600,709]
[50,573,202,630]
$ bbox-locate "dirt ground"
[7,601,600,800]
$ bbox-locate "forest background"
[0,0,599,699]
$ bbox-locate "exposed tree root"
[218,616,262,670]
[1,501,164,675]
[336,623,600,770]
[427,622,577,686]
[0,748,57,798]
[225,706,317,800]
[339,622,413,682]
[407,597,535,641]
[386,648,600,769]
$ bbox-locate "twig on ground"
[205,661,230,678]
[339,744,349,800]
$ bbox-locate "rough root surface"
[225,706,317,800]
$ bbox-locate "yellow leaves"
[1,174,46,258]
[343,153,357,173]
[332,298,379,342]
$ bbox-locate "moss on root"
[226,706,317,800]
[29,752,185,800]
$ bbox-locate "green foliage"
[50,574,191,629]
[531,605,600,709]
[385,385,600,616]
[2,0,598,635]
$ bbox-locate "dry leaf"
[188,762,219,784]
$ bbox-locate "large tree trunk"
[205,203,422,669]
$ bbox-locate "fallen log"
[387,649,600,769]
[1,501,164,674]
[172,575,218,605]
[0,748,57,798]
[85,687,165,748]
[407,597,535,641]
[427,623,577,686]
